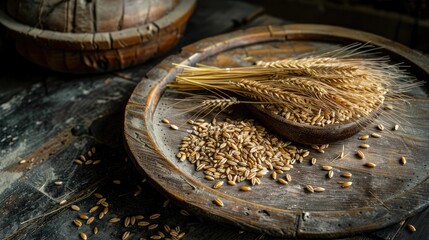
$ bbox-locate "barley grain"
[305,185,314,193]
[365,162,376,168]
[80,155,86,161]
[356,150,365,159]
[59,199,67,205]
[170,124,179,130]
[393,124,399,131]
[342,182,353,188]
[94,193,103,199]
[79,232,87,240]
[112,180,121,185]
[93,160,102,165]
[341,172,352,178]
[322,166,332,171]
[73,219,82,227]
[162,118,170,124]
[227,180,236,186]
[148,224,159,230]
[79,214,89,220]
[89,206,98,213]
[86,217,94,225]
[150,213,161,220]
[213,181,224,189]
[71,205,80,211]
[278,178,288,185]
[240,186,252,192]
[180,209,189,216]
[311,158,317,165]
[93,227,98,234]
[213,198,224,207]
[359,144,370,149]
[74,160,83,165]
[377,124,384,131]
[138,221,150,227]
[408,224,416,232]
[124,217,130,227]
[371,133,381,138]
[314,187,325,192]
[359,135,369,140]
[328,170,334,179]
[54,181,63,186]
[285,174,292,182]
[122,231,130,240]
[109,217,121,223]
[271,171,277,180]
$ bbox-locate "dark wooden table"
[0,1,427,239]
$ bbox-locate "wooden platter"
[124,24,429,238]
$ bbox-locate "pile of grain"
[176,118,309,186]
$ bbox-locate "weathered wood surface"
[124,24,429,238]
[0,1,428,239]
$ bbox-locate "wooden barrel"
[0,0,196,73]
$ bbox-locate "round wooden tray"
[124,24,429,238]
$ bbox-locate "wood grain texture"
[124,24,429,238]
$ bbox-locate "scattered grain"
[278,178,288,185]
[79,232,87,240]
[150,213,161,220]
[365,162,376,168]
[356,150,365,159]
[322,166,332,171]
[89,206,99,213]
[285,174,292,182]
[73,160,83,165]
[271,171,277,180]
[162,118,170,124]
[305,185,314,193]
[371,133,381,138]
[80,155,86,161]
[138,221,150,227]
[311,158,317,165]
[213,198,224,207]
[148,224,159,230]
[94,193,103,199]
[98,212,105,219]
[314,187,325,192]
[79,214,89,220]
[377,124,384,131]
[124,217,130,227]
[131,216,136,225]
[408,224,416,233]
[240,186,252,191]
[112,180,121,185]
[93,227,99,234]
[85,160,93,165]
[150,235,162,240]
[73,219,82,227]
[359,135,370,140]
[93,160,102,165]
[19,159,27,164]
[342,182,353,188]
[86,217,95,225]
[170,124,179,130]
[178,232,186,239]
[71,205,80,211]
[359,144,370,149]
[122,231,130,240]
[393,124,399,131]
[109,217,121,223]
[341,172,352,178]
[328,170,334,179]
[227,180,236,186]
[59,199,67,205]
[213,181,224,189]
[180,209,189,216]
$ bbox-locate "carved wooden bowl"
[0,0,196,73]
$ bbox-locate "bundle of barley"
[168,45,420,127]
